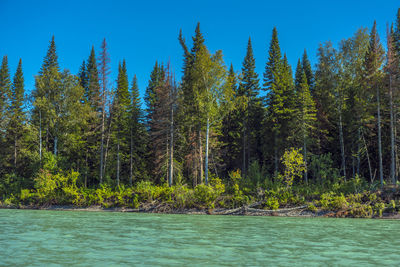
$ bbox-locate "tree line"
[1,9,400,195]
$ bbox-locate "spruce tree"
[86,46,101,109]
[238,37,262,175]
[302,49,314,90]
[39,36,59,74]
[7,59,25,171]
[264,28,296,174]
[297,71,316,183]
[129,75,147,185]
[0,56,11,131]
[363,21,384,187]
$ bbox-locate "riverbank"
[2,202,400,219]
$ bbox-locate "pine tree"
[113,60,130,186]
[238,37,262,176]
[7,59,25,172]
[0,56,11,132]
[221,64,243,175]
[387,24,399,185]
[363,21,385,187]
[98,38,111,185]
[177,23,207,186]
[129,75,148,186]
[302,49,314,90]
[264,28,296,174]
[86,46,101,110]
[0,55,11,176]
[297,71,316,183]
[77,60,88,92]
[39,36,59,74]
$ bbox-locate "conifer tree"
[39,36,59,74]
[113,60,130,186]
[77,60,88,92]
[7,59,25,172]
[297,71,316,183]
[264,28,296,174]
[0,56,11,133]
[302,50,314,90]
[238,37,261,175]
[129,75,147,186]
[86,46,101,109]
[363,21,384,187]
[98,38,111,185]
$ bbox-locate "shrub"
[281,148,305,189]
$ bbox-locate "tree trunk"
[100,108,105,184]
[14,135,17,171]
[303,129,308,184]
[338,108,346,180]
[205,117,210,185]
[357,127,360,175]
[199,128,203,184]
[129,127,133,187]
[116,137,120,187]
[169,104,174,187]
[377,85,383,188]
[39,110,42,164]
[54,136,58,156]
[242,120,246,177]
[103,113,113,177]
[390,74,396,185]
[274,132,278,176]
[362,130,373,183]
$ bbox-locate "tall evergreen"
[39,36,59,74]
[302,50,314,90]
[0,56,11,131]
[86,46,101,109]
[296,71,316,183]
[129,75,147,185]
[363,21,385,186]
[7,59,25,172]
[264,27,296,174]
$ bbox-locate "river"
[0,209,399,266]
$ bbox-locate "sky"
[1,0,399,100]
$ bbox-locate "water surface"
[0,209,399,266]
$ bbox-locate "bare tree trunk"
[357,127,360,175]
[199,129,203,184]
[169,104,174,187]
[103,112,113,177]
[116,137,120,187]
[100,109,105,184]
[39,110,42,164]
[303,129,308,184]
[362,130,373,182]
[377,86,383,188]
[338,108,346,180]
[129,128,133,187]
[205,117,210,185]
[14,135,17,171]
[274,132,278,176]
[390,75,396,185]
[85,150,88,188]
[242,121,246,177]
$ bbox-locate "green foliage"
[281,148,305,188]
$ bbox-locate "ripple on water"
[1,210,400,266]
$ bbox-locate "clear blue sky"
[1,0,399,99]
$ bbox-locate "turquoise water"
[0,210,399,266]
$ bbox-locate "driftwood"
[210,205,308,216]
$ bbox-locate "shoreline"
[2,204,400,219]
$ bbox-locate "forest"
[1,9,400,218]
